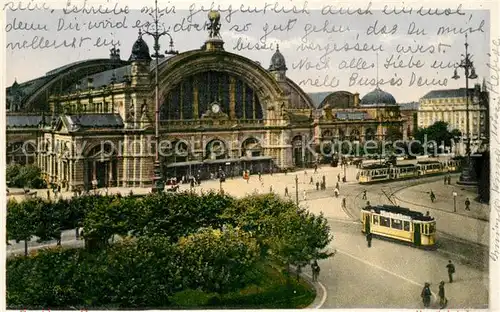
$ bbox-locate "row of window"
[373,215,411,231]
[373,215,436,234]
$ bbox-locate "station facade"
[6,14,404,191]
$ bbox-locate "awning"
[166,161,203,168]
[240,156,273,161]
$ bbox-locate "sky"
[3,0,496,103]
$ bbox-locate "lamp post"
[451,33,478,185]
[295,174,299,205]
[453,191,457,212]
[142,0,179,193]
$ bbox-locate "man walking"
[284,186,289,197]
[438,281,448,308]
[303,189,307,201]
[366,232,373,248]
[362,190,367,200]
[446,260,455,283]
[311,260,320,282]
[465,198,471,211]
[421,282,432,308]
[430,190,436,203]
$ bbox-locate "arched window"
[205,139,227,160]
[241,137,262,157]
[365,128,376,141]
[160,71,263,121]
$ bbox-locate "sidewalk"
[394,178,489,221]
[392,180,489,247]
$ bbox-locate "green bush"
[7,164,46,189]
[7,192,330,309]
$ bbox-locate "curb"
[290,265,327,309]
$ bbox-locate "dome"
[129,30,152,62]
[269,45,287,71]
[360,87,396,105]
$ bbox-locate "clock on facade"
[211,103,220,113]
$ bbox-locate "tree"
[414,121,461,154]
[6,163,22,185]
[7,199,38,256]
[385,125,403,142]
[176,226,259,293]
[8,164,46,189]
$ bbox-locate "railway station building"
[6,13,405,191]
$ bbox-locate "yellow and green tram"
[357,160,459,184]
[361,204,436,248]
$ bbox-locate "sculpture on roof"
[207,10,221,38]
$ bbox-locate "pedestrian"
[311,260,320,282]
[304,170,307,176]
[337,173,341,182]
[334,188,339,198]
[316,181,320,190]
[446,260,455,283]
[362,190,367,200]
[310,176,314,185]
[438,281,448,308]
[465,197,471,211]
[366,201,371,208]
[421,282,432,308]
[314,164,318,173]
[342,197,346,209]
[430,190,436,203]
[336,182,340,190]
[258,172,262,181]
[285,186,289,197]
[444,176,447,184]
[303,189,307,201]
[269,185,273,193]
[366,232,372,248]
[426,211,430,217]
[448,175,451,185]
[47,190,50,200]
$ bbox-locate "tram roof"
[361,164,389,169]
[394,164,415,168]
[362,204,434,221]
[416,160,442,165]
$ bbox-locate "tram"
[361,204,436,248]
[357,160,459,184]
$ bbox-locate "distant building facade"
[6,13,404,191]
[399,102,419,139]
[418,83,489,153]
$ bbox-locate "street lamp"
[142,0,179,193]
[295,174,299,205]
[452,33,478,185]
[452,191,457,212]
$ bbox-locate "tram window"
[429,223,435,233]
[380,216,390,227]
[403,221,410,231]
[423,224,429,235]
[391,219,403,230]
[373,215,379,225]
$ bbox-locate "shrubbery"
[7,192,332,309]
[7,164,47,189]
